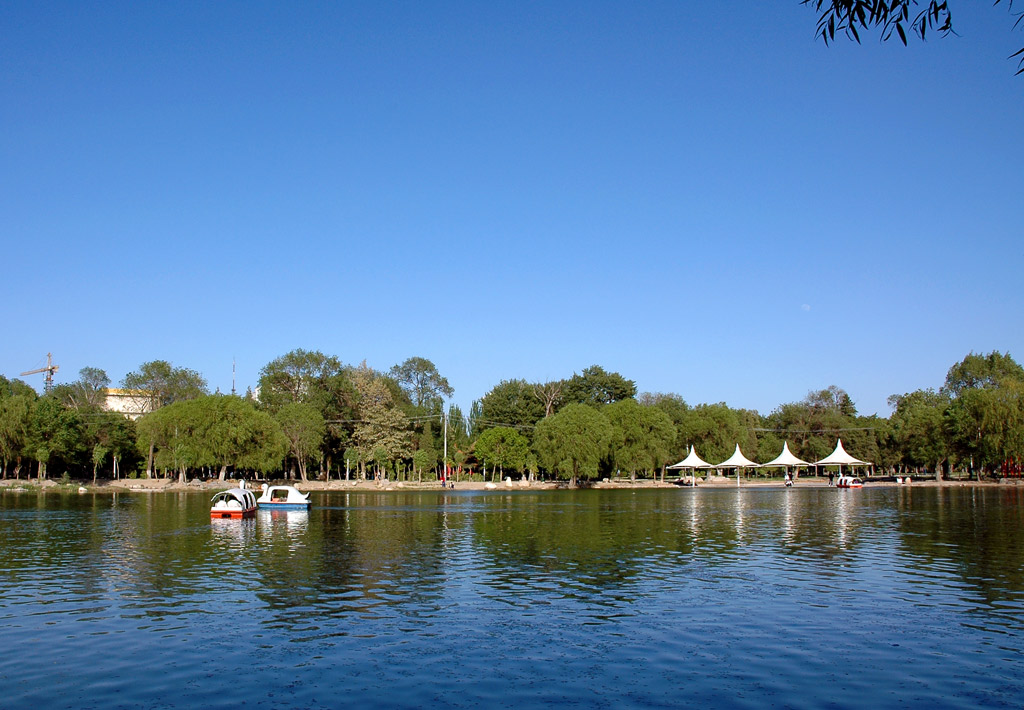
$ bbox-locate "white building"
[103,388,153,420]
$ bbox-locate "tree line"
[0,350,1021,484]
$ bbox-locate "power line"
[752,427,876,433]
[469,419,537,431]
[323,414,466,426]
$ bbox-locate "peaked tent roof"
[715,444,759,469]
[668,446,713,469]
[813,439,870,466]
[760,441,811,468]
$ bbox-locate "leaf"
[896,22,907,45]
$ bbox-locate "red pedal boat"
[210,488,258,519]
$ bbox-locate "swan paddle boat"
[210,488,258,519]
[256,484,312,511]
[836,476,863,489]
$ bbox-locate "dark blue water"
[1,486,1022,708]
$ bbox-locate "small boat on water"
[836,476,863,489]
[256,484,311,511]
[210,488,258,519]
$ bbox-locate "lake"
[1,486,1023,708]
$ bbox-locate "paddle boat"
[835,476,863,489]
[256,484,311,511]
[210,488,258,519]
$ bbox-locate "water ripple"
[1,488,1023,708]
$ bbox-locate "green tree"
[532,403,613,485]
[123,360,208,477]
[342,447,363,480]
[412,448,436,482]
[562,365,636,408]
[82,412,140,482]
[134,395,285,483]
[60,367,136,482]
[122,360,208,410]
[888,389,950,478]
[0,394,35,478]
[389,356,453,411]
[91,444,109,483]
[605,399,677,480]
[135,400,207,483]
[943,351,1024,398]
[62,367,110,411]
[0,375,38,400]
[446,404,472,454]
[678,402,757,464]
[763,386,858,463]
[257,349,345,411]
[257,349,357,477]
[475,426,530,479]
[944,351,1024,475]
[274,403,325,482]
[28,395,86,479]
[351,365,411,478]
[475,379,545,434]
[533,379,566,418]
[101,414,139,480]
[389,357,452,475]
[640,392,690,459]
[204,396,287,479]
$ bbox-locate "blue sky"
[2,1,1021,417]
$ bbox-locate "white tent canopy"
[668,446,713,469]
[813,439,871,467]
[760,441,811,468]
[715,444,759,469]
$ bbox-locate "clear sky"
[2,1,1021,417]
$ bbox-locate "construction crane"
[21,352,60,393]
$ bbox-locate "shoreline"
[0,475,1016,493]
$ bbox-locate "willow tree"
[136,395,288,483]
[204,396,287,480]
[801,0,1023,75]
[533,404,612,486]
[135,401,206,484]
[0,394,34,478]
[475,426,530,480]
[605,399,676,481]
[274,403,325,482]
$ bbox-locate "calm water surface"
[1,486,1023,708]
